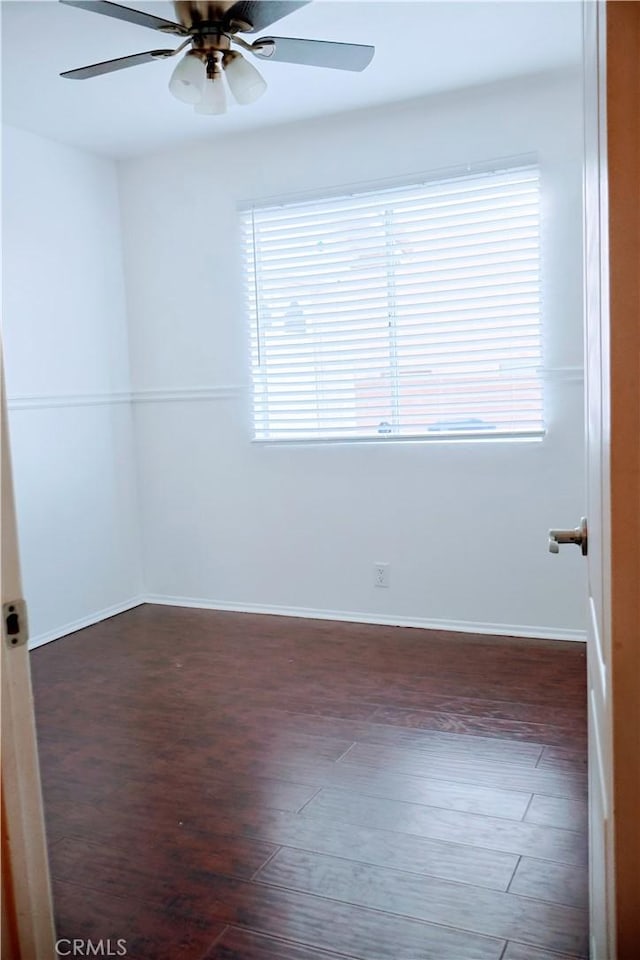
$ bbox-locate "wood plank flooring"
[31,604,588,959]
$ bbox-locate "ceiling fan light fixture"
[223,51,267,105]
[168,51,206,104]
[194,76,227,115]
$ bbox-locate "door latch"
[3,599,28,648]
[548,517,588,556]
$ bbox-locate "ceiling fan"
[60,1,375,115]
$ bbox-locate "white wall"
[118,70,587,640]
[2,125,142,645]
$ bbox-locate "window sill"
[252,431,546,446]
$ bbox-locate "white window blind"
[242,164,544,441]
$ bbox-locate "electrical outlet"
[374,562,390,588]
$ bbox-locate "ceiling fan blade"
[60,49,175,79]
[252,37,375,72]
[224,1,310,33]
[59,0,187,35]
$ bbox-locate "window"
[241,163,543,442]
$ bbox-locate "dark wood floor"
[31,604,588,960]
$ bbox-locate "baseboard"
[28,597,145,650]
[143,594,587,642]
[26,592,587,649]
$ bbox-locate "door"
[583,4,614,954]
[1,347,56,956]
[582,2,640,957]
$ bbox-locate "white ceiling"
[2,0,582,158]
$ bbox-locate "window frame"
[240,155,546,446]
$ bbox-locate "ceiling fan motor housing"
[173,1,251,34]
